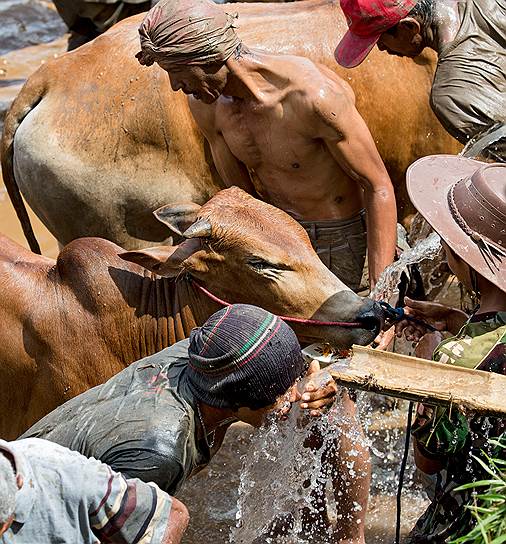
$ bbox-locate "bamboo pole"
[326,345,506,417]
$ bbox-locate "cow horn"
[154,202,202,236]
[183,219,212,239]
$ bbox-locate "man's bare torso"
[190,56,364,221]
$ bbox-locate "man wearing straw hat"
[135,0,398,292]
[395,155,505,541]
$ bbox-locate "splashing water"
[370,232,442,302]
[230,392,427,544]
[232,397,373,544]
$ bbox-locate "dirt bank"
[0,34,64,256]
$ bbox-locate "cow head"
[120,187,383,347]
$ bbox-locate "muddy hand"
[374,325,396,350]
[300,362,338,417]
[395,297,455,341]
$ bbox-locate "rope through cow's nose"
[191,279,370,328]
[378,301,437,332]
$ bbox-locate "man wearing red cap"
[335,0,505,161]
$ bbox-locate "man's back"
[431,0,506,151]
[23,340,212,495]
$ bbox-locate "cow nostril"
[358,315,381,331]
[357,301,384,333]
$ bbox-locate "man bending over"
[23,304,367,543]
[0,438,186,543]
[136,0,397,290]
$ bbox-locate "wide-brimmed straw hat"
[407,155,506,292]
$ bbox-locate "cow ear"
[154,203,202,237]
[119,246,180,276]
[119,241,202,277]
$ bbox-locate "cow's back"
[0,235,138,438]
[11,0,461,248]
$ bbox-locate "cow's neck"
[109,273,223,365]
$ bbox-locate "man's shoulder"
[10,438,110,502]
[280,55,354,113]
[136,338,190,366]
[8,437,80,460]
[282,55,351,92]
[189,95,219,133]
[8,438,173,544]
[12,437,101,473]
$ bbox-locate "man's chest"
[215,98,320,171]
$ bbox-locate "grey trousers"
[299,210,367,292]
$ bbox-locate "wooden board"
[327,345,506,417]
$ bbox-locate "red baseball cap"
[335,0,419,68]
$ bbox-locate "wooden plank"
[326,345,506,417]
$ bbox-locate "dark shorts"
[299,210,367,292]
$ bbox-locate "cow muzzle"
[355,299,384,337]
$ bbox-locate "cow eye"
[247,258,280,273]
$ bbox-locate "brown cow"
[0,187,382,439]
[1,0,461,254]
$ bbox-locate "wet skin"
[376,18,426,59]
[376,2,463,60]
[157,51,396,285]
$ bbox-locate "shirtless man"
[136,0,397,290]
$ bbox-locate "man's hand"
[395,297,468,341]
[299,361,339,417]
[414,331,444,360]
[374,325,396,350]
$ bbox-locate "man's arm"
[87,460,188,544]
[189,99,257,194]
[312,75,397,287]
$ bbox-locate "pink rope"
[192,280,364,328]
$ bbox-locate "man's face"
[157,60,228,104]
[377,19,425,58]
[235,385,298,428]
[442,241,474,292]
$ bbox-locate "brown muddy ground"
[0,1,64,257]
[1,4,430,542]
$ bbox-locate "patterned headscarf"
[136,0,241,67]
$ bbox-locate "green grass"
[450,439,506,544]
